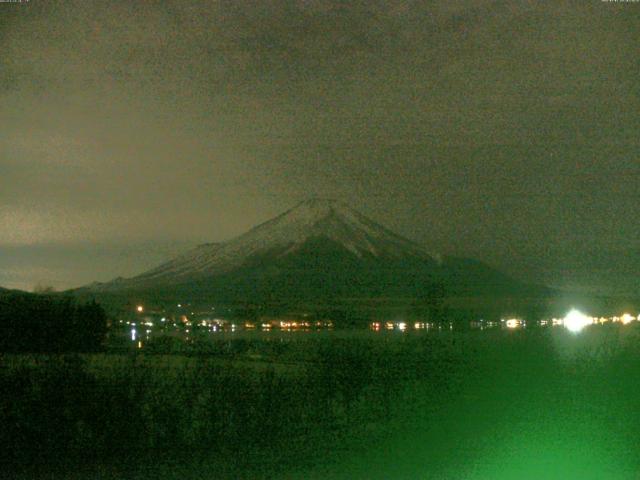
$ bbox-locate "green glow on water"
[456,416,634,480]
[295,327,640,480]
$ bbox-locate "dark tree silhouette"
[0,292,108,353]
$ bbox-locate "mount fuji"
[80,199,539,307]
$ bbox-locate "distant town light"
[563,309,592,333]
[131,328,136,341]
[504,318,522,329]
[136,305,144,313]
[620,313,635,325]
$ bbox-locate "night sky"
[1,1,638,294]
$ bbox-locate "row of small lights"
[130,306,334,345]
[370,322,449,331]
[370,310,638,334]
[503,310,638,333]
[136,305,637,335]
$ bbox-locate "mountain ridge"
[89,198,437,291]
[78,198,542,308]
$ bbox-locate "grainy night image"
[1,1,639,479]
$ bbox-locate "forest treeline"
[0,291,107,352]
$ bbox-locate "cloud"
[0,0,638,291]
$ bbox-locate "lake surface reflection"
[8,323,640,480]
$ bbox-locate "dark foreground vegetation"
[0,334,462,478]
[0,290,107,353]
[3,325,640,479]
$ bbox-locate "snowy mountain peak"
[291,197,350,214]
[96,199,435,288]
[237,198,426,259]
[262,198,360,227]
[268,198,356,227]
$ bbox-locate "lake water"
[286,325,640,480]
[7,323,640,480]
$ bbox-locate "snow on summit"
[227,198,429,260]
[100,198,434,287]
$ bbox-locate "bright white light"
[563,309,592,333]
[136,305,144,313]
[398,322,407,331]
[620,313,635,325]
[504,318,521,329]
[131,328,136,341]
